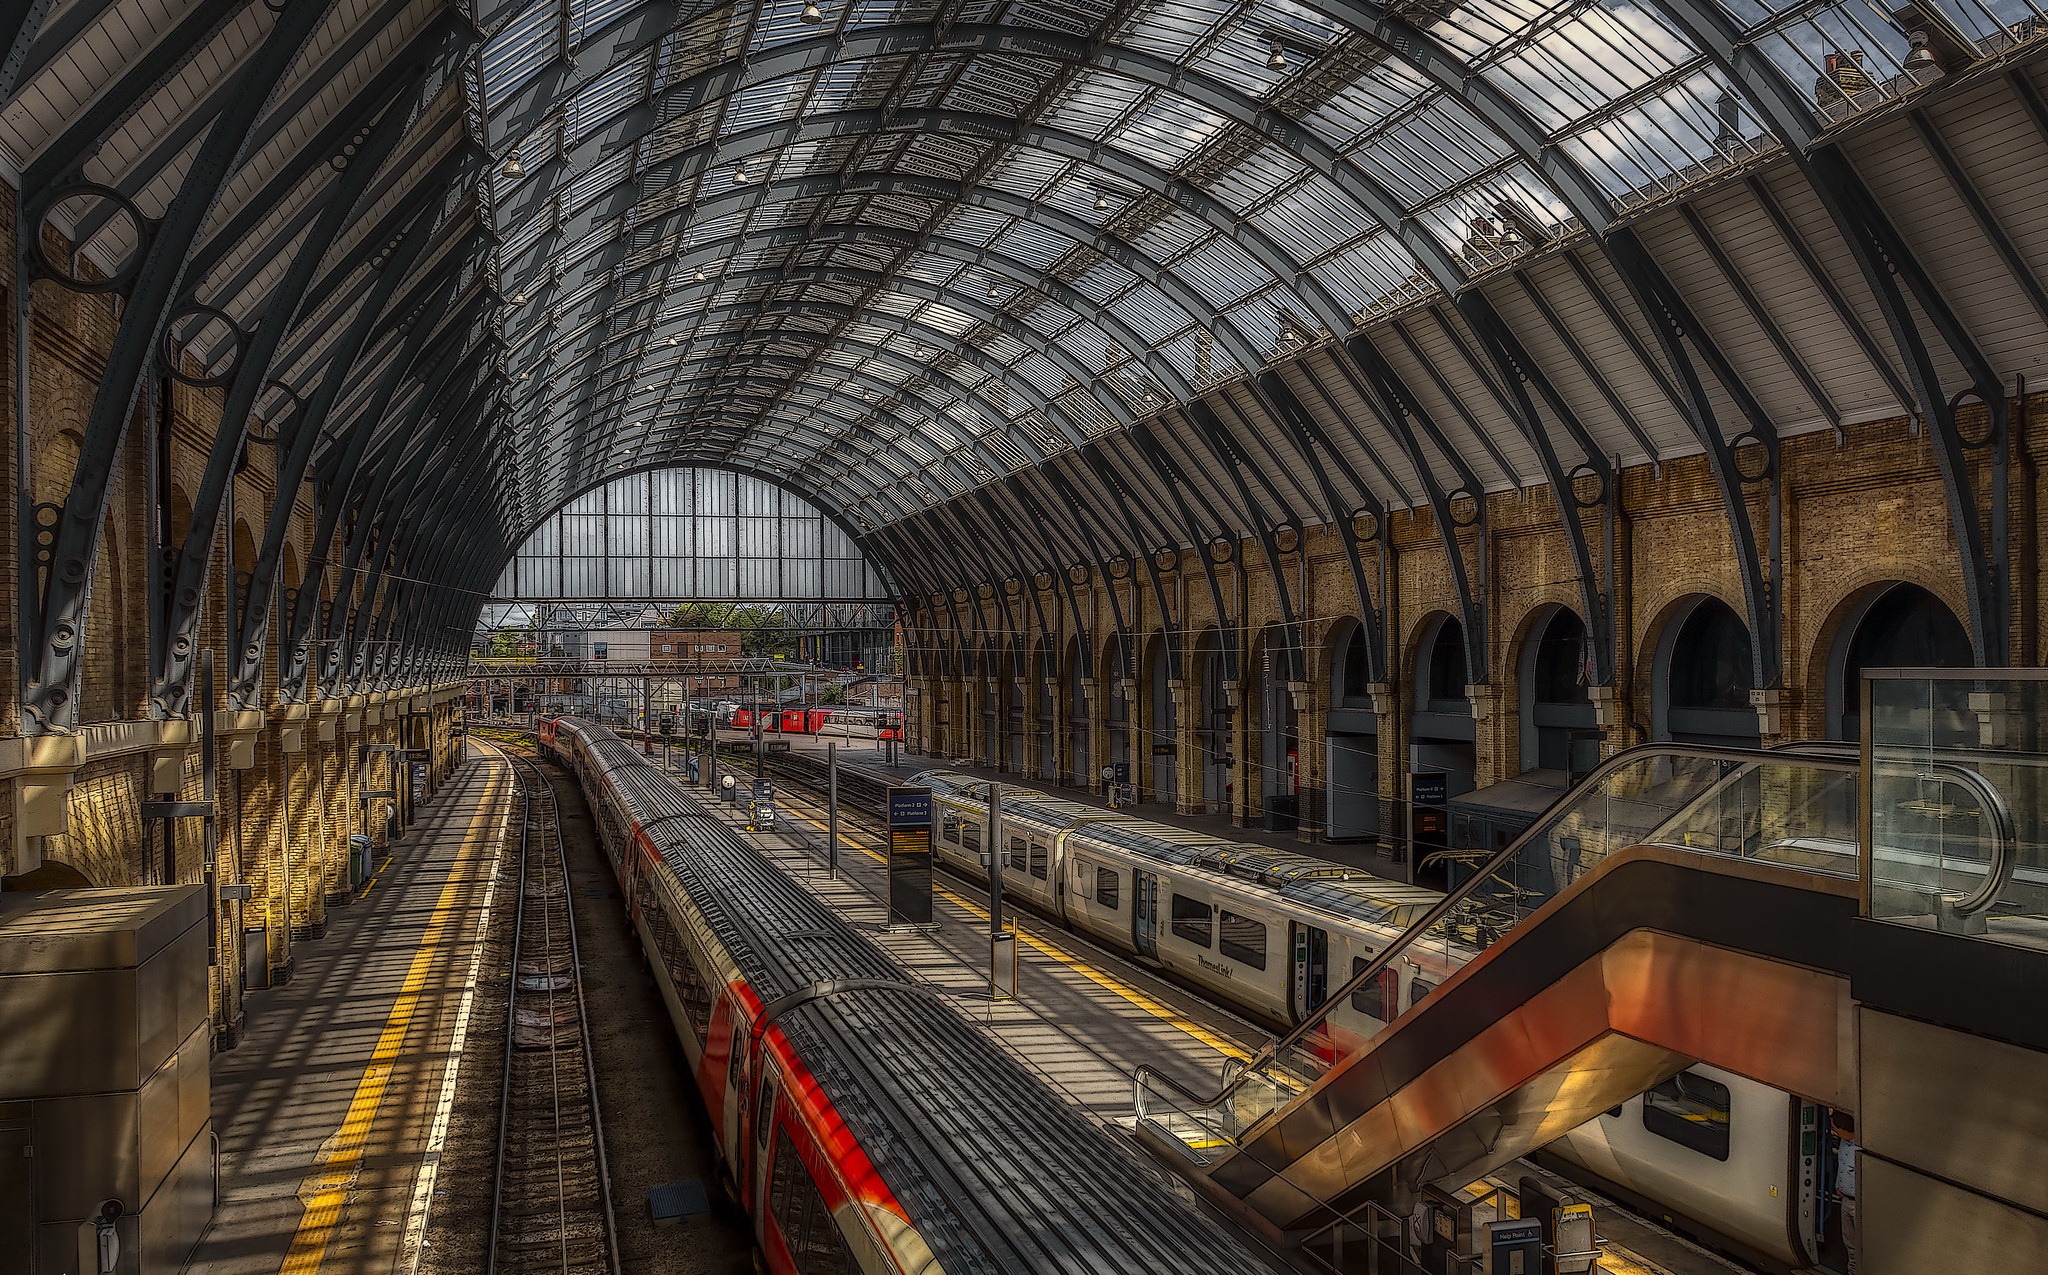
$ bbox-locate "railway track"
[490,749,620,1275]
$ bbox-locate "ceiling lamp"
[501,148,525,179]
[1904,30,1938,71]
[694,264,707,281]
[1143,390,1157,405]
[800,0,823,23]
[510,291,527,304]
[987,283,1001,300]
[733,161,751,184]
[1266,39,1287,71]
[1095,190,1109,211]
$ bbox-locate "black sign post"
[886,787,935,928]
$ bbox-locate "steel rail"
[487,744,622,1275]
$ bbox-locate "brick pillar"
[1370,681,1403,849]
[1227,680,1248,828]
[1468,683,1507,788]
[1081,677,1105,794]
[1292,680,1324,841]
[1170,678,1200,816]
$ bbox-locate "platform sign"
[1485,1219,1543,1275]
[886,787,934,927]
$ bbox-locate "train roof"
[559,720,1274,1275]
[911,768,1441,925]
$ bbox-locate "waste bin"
[348,834,373,889]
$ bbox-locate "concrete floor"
[185,748,510,1275]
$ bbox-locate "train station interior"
[0,0,2045,1270]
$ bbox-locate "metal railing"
[1134,736,2021,1190]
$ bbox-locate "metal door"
[1133,871,1159,957]
[1292,924,1329,1022]
[0,1125,32,1275]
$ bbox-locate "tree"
[663,601,737,628]
[732,604,797,658]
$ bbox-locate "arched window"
[1520,607,1597,775]
[1426,618,1468,706]
[1655,598,1759,748]
[1830,584,1972,742]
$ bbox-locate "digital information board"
[886,786,934,927]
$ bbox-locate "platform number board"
[886,787,935,927]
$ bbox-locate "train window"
[962,823,982,857]
[1171,894,1213,947]
[1008,835,1027,871]
[941,812,959,845]
[1642,1070,1732,1161]
[1095,865,1121,908]
[1409,978,1436,1006]
[729,1021,746,1094]
[756,1073,777,1149]
[1218,911,1267,969]
[1029,839,1049,879]
[771,1125,852,1275]
[1349,958,1397,1021]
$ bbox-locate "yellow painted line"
[279,760,509,1275]
[765,794,1249,1062]
[355,855,394,900]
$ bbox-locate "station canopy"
[7,0,2047,599]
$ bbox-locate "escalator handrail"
[1771,742,2020,917]
[1133,742,1863,1121]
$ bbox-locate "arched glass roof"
[5,0,2048,626]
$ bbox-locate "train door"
[1133,870,1160,957]
[1291,924,1329,1022]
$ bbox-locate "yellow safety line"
[279,758,507,1275]
[767,796,1249,1061]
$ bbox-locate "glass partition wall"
[1863,669,2047,953]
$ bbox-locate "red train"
[537,716,1273,1275]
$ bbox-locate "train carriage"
[911,767,1822,1272]
[541,718,1279,1275]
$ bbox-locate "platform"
[703,731,1410,877]
[185,747,509,1275]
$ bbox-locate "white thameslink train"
[913,769,1831,1272]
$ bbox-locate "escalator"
[1133,743,2019,1248]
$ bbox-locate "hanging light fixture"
[510,291,528,305]
[987,282,1001,300]
[1266,38,1287,71]
[733,161,751,184]
[1903,30,1939,71]
[800,0,823,23]
[694,264,707,281]
[501,147,525,179]
[1095,190,1110,211]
